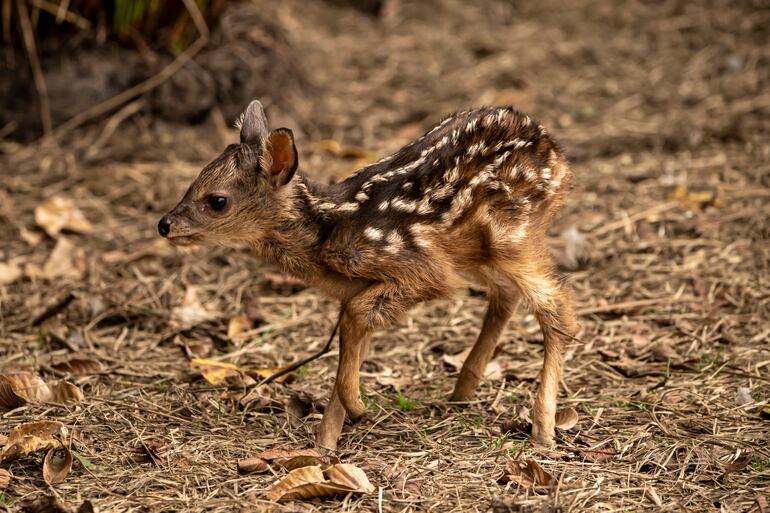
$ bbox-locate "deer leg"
[317,332,371,451]
[450,288,518,402]
[334,309,370,420]
[506,257,578,448]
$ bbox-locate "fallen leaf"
[43,447,73,484]
[497,460,554,489]
[50,358,104,376]
[35,196,94,237]
[0,468,10,490]
[555,407,579,430]
[722,451,752,472]
[0,260,22,285]
[189,358,255,386]
[42,238,87,280]
[239,448,335,475]
[267,463,375,501]
[19,227,44,247]
[651,342,680,363]
[0,373,51,409]
[285,395,309,428]
[312,140,376,160]
[736,387,754,406]
[238,457,270,473]
[580,447,616,462]
[227,313,251,340]
[244,365,292,383]
[752,494,769,513]
[48,381,84,404]
[501,405,531,434]
[18,495,94,513]
[170,287,217,329]
[0,421,69,463]
[556,226,591,271]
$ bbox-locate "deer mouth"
[166,234,201,246]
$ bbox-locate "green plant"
[396,392,416,412]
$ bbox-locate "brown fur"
[159,100,579,450]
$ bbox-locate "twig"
[31,292,75,326]
[576,296,696,316]
[84,99,146,159]
[590,201,680,237]
[27,0,89,29]
[16,0,52,136]
[259,311,343,386]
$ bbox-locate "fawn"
[159,100,579,450]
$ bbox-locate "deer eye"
[208,195,228,211]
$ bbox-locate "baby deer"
[159,100,579,450]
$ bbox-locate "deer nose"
[158,216,171,237]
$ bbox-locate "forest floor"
[1,0,769,511]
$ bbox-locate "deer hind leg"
[502,251,579,447]
[317,330,371,451]
[450,285,519,402]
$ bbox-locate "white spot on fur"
[336,202,359,213]
[355,191,369,202]
[378,200,390,212]
[391,198,417,213]
[364,227,384,241]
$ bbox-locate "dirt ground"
[1,0,769,511]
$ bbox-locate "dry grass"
[1,0,769,511]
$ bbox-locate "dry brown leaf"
[497,459,554,489]
[267,463,375,501]
[43,447,73,484]
[736,387,754,406]
[285,395,309,428]
[580,447,616,462]
[50,357,104,376]
[18,495,94,513]
[752,494,769,513]
[238,448,333,474]
[48,381,84,404]
[651,342,680,363]
[227,313,250,340]
[0,260,22,285]
[42,238,87,280]
[501,405,531,434]
[0,468,10,490]
[35,196,94,237]
[244,365,292,383]
[19,227,44,247]
[0,421,68,463]
[190,358,254,386]
[555,407,579,430]
[170,287,217,329]
[557,226,591,271]
[238,457,270,473]
[0,373,51,409]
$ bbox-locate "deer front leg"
[317,328,371,450]
[335,309,370,420]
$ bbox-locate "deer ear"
[261,128,298,187]
[238,100,268,145]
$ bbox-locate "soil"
[1,0,768,512]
